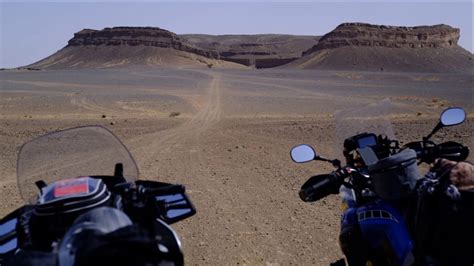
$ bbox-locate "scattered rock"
[169,112,181,117]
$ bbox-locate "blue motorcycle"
[290,105,470,266]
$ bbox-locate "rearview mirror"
[155,192,196,224]
[291,144,316,163]
[425,107,467,141]
[440,108,466,126]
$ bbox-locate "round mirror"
[290,144,316,163]
[440,108,466,126]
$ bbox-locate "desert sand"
[0,67,472,265]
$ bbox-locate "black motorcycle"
[0,126,196,266]
[291,104,472,266]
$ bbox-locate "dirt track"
[0,67,472,265]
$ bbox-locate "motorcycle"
[290,103,472,266]
[0,126,196,266]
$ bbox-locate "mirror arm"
[35,180,47,193]
[315,155,330,162]
[315,156,341,168]
[424,122,442,141]
[114,163,124,178]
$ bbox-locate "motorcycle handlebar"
[141,184,185,196]
[434,142,469,163]
[299,169,348,202]
[404,141,469,164]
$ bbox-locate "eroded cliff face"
[68,27,219,59]
[303,23,461,56]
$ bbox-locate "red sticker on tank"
[53,177,89,197]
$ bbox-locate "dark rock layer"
[68,27,219,59]
[303,23,461,56]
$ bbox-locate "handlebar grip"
[143,184,184,195]
[299,173,342,202]
[434,142,469,162]
[404,141,469,164]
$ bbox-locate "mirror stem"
[315,155,330,163]
[315,156,341,168]
[35,180,47,193]
[424,122,442,141]
[114,163,124,177]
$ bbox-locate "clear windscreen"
[17,126,139,203]
[335,98,395,161]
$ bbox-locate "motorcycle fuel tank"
[356,200,414,266]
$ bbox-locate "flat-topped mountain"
[27,27,242,69]
[286,23,472,72]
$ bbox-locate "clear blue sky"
[1,1,472,68]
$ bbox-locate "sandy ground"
[0,67,472,265]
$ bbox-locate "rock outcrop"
[302,23,460,56]
[68,27,219,59]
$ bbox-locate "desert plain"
[0,67,472,265]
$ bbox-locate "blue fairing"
[356,200,413,265]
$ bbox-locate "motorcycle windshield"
[335,98,395,162]
[17,126,139,203]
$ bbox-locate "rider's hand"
[432,159,474,191]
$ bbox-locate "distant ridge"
[181,34,320,68]
[26,23,473,72]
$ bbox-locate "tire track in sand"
[130,71,222,177]
[70,94,123,116]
